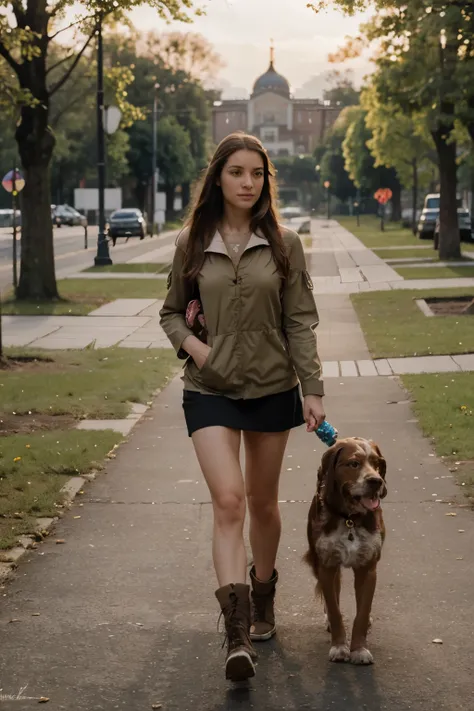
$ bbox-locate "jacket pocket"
[196,334,239,392]
[244,329,293,388]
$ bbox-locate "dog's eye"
[349,461,360,469]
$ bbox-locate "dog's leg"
[324,567,341,633]
[350,564,377,665]
[318,566,349,662]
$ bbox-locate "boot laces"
[218,592,246,650]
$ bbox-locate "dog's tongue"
[361,497,380,511]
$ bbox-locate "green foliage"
[156,115,195,186]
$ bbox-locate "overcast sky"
[65,0,373,95]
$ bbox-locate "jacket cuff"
[300,379,325,397]
[169,325,195,360]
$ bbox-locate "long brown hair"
[181,132,289,281]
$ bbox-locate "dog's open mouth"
[360,496,381,512]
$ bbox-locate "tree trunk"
[412,159,418,235]
[165,185,175,223]
[182,182,191,211]
[432,127,460,260]
[390,181,402,222]
[14,2,58,300]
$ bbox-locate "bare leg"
[350,565,377,665]
[318,566,349,662]
[192,426,246,586]
[244,430,289,581]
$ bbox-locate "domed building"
[212,45,340,157]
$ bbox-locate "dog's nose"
[366,476,383,491]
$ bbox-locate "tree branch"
[49,29,96,96]
[50,88,91,127]
[0,42,21,75]
[46,52,76,75]
[48,14,97,42]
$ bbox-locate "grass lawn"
[396,266,474,279]
[374,247,440,261]
[83,262,170,274]
[351,287,474,358]
[0,348,178,549]
[401,373,474,505]
[338,215,420,248]
[1,277,168,315]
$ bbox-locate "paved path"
[1,256,473,708]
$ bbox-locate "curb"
[0,397,158,585]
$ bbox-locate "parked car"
[52,204,87,227]
[280,206,311,234]
[0,208,21,227]
[401,207,422,229]
[108,208,146,244]
[416,193,465,240]
[434,209,473,248]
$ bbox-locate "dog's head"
[318,437,387,516]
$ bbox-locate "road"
[0,226,178,291]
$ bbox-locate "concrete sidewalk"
[1,220,473,709]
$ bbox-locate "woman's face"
[218,149,265,212]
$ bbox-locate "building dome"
[252,46,290,98]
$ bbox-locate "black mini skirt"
[182,386,305,437]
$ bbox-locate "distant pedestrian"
[160,132,325,682]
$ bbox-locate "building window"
[263,112,275,123]
[261,127,278,143]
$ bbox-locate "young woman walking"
[159,132,325,682]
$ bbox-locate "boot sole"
[250,627,276,642]
[225,650,255,682]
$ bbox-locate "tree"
[0,0,198,300]
[156,116,195,220]
[323,70,360,107]
[316,108,358,205]
[342,106,403,220]
[310,0,474,258]
[361,83,436,233]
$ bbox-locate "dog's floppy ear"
[318,444,344,503]
[369,441,386,479]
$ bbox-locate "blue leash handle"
[315,420,338,447]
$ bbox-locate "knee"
[213,491,245,528]
[247,494,279,523]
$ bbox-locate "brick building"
[212,47,340,157]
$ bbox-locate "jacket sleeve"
[159,245,194,360]
[281,235,324,397]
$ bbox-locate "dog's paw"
[329,644,350,663]
[350,648,374,665]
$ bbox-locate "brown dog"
[304,437,387,665]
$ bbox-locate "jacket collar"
[204,229,269,256]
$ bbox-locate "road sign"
[2,169,25,194]
[374,188,392,205]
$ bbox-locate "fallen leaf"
[152,705,162,709]
[458,530,465,533]
[32,613,41,617]
[38,698,50,703]
[73,516,81,519]
[456,557,464,560]
[9,618,20,623]
[55,539,66,544]
[432,639,443,644]
[445,512,457,517]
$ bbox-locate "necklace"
[220,228,252,253]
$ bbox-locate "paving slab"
[452,353,474,371]
[340,360,358,376]
[348,249,384,266]
[76,418,137,435]
[65,271,167,280]
[374,358,393,376]
[388,355,461,374]
[29,335,96,350]
[88,298,157,317]
[357,359,378,376]
[339,267,364,283]
[321,360,339,377]
[360,264,404,282]
[392,277,474,290]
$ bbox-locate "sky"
[66,0,374,98]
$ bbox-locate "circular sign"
[374,188,392,205]
[2,169,25,194]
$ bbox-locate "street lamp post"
[94,12,112,266]
[150,83,159,237]
[324,180,331,220]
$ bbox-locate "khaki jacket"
[159,227,324,399]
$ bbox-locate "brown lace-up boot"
[215,583,257,682]
[249,567,278,641]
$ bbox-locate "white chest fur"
[315,520,383,569]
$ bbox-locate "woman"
[159,132,325,682]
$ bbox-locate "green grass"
[83,262,170,274]
[351,287,474,358]
[374,247,440,261]
[0,429,121,549]
[338,215,421,248]
[1,278,169,315]
[396,266,474,279]
[401,373,474,504]
[0,349,178,420]
[0,348,178,549]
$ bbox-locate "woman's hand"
[303,395,325,432]
[182,335,211,370]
